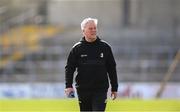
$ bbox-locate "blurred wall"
[48,0,123,28]
[1,0,180,29]
[48,0,180,30]
[130,0,180,29]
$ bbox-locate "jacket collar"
[80,36,100,44]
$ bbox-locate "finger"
[112,93,117,100]
[65,89,71,95]
[111,94,115,100]
[113,95,117,100]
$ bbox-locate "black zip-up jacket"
[65,37,118,92]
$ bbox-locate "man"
[65,17,118,111]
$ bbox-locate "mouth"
[91,33,96,35]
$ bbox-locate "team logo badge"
[100,53,103,58]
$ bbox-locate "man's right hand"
[65,87,74,97]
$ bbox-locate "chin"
[91,35,96,38]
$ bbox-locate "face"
[83,21,97,42]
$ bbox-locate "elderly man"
[65,17,118,111]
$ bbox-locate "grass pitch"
[0,98,180,112]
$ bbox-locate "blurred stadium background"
[0,0,180,111]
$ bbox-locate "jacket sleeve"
[106,46,118,92]
[65,47,77,88]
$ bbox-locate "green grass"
[0,99,180,112]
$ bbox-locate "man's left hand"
[111,91,117,100]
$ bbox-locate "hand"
[65,87,74,97]
[111,91,117,100]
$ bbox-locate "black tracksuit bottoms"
[77,89,107,112]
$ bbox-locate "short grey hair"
[81,18,98,30]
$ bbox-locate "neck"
[85,37,97,43]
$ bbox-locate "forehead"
[85,21,96,28]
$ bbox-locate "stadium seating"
[0,25,62,73]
